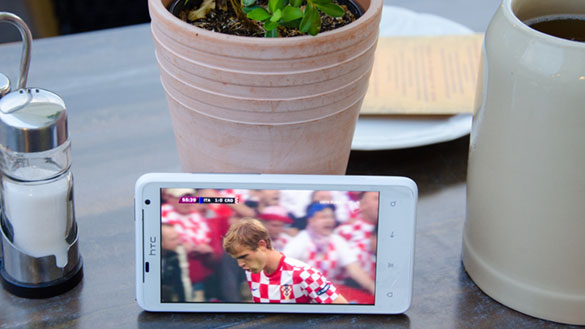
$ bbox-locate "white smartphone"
[135,173,417,314]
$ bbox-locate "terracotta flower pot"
[148,0,382,174]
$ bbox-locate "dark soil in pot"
[169,0,363,37]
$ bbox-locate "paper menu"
[361,34,484,115]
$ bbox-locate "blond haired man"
[223,218,348,304]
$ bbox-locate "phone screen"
[160,188,379,305]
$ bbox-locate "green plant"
[184,0,345,37]
[244,0,345,37]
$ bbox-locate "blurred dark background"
[0,0,150,43]
[1,0,497,44]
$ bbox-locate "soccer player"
[223,218,348,304]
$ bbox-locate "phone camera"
[145,199,151,205]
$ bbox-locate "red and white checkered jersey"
[273,232,292,252]
[161,204,211,245]
[345,192,361,221]
[282,231,356,283]
[246,254,340,303]
[335,218,376,278]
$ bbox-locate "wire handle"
[0,12,33,90]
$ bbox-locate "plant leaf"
[265,28,279,37]
[290,0,303,7]
[270,8,283,22]
[268,0,278,12]
[247,7,271,21]
[281,6,303,22]
[242,0,256,6]
[279,18,302,28]
[268,0,286,13]
[243,5,261,13]
[299,4,314,33]
[265,20,279,31]
[307,5,321,35]
[315,3,345,17]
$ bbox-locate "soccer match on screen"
[160,188,379,304]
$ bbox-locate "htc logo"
[149,236,157,256]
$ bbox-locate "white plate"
[352,6,474,150]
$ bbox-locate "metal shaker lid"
[0,88,68,153]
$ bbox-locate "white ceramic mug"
[463,0,585,325]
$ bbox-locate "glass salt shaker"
[0,12,82,298]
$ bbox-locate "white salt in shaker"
[0,12,82,298]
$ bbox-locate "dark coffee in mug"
[524,15,585,42]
